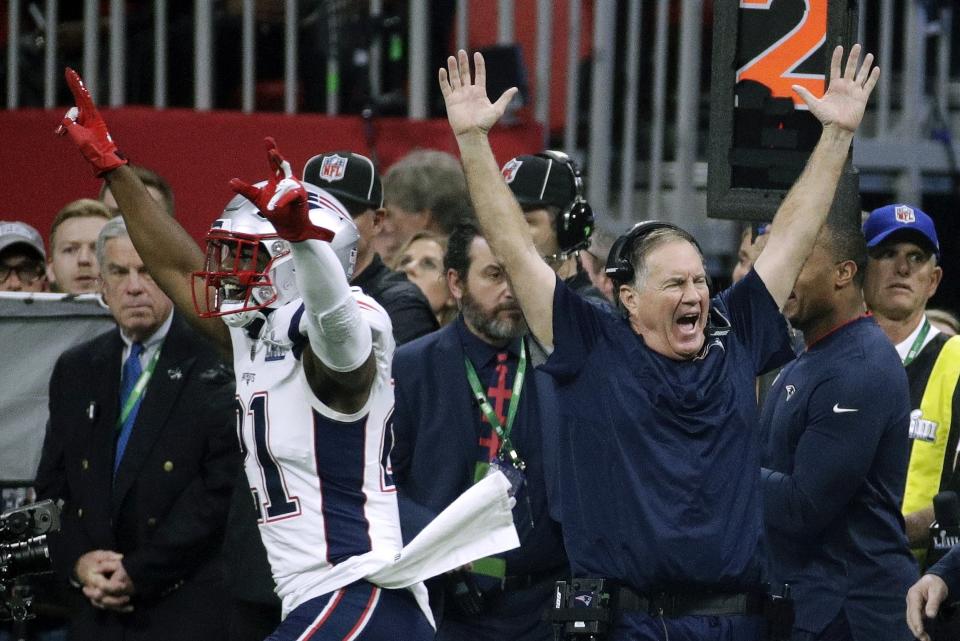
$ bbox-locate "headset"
[604,221,702,285]
[536,150,594,255]
[604,220,718,323]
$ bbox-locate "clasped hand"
[74,549,135,613]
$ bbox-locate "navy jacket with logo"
[761,315,916,640]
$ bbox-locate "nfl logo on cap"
[894,205,916,223]
[501,158,523,184]
[318,155,348,183]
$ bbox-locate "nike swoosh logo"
[833,404,858,413]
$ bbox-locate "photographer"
[907,545,960,641]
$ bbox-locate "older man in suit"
[392,221,566,641]
[34,216,238,641]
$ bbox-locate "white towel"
[368,469,520,587]
[280,471,520,627]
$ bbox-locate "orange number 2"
[737,0,827,109]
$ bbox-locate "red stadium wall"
[1,108,543,246]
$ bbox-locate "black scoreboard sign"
[708,0,858,221]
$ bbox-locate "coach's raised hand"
[439,50,518,140]
[794,44,879,134]
[57,68,128,177]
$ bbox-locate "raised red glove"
[56,68,127,177]
[230,138,335,243]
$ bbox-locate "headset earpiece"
[604,221,686,285]
[536,151,594,254]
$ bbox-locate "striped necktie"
[114,342,144,474]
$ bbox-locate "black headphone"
[536,150,594,255]
[604,220,725,335]
[604,221,702,285]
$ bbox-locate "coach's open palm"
[440,50,518,138]
[794,44,880,134]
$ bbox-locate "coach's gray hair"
[628,226,703,290]
[95,216,130,273]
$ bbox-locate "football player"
[57,68,517,640]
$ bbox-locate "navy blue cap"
[863,204,939,256]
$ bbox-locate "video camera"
[0,499,60,622]
[924,491,960,640]
[928,491,960,567]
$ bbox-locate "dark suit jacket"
[34,313,239,641]
[392,322,481,539]
[391,320,565,576]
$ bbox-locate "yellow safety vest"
[903,336,960,560]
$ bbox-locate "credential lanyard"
[902,319,931,367]
[115,346,162,431]
[463,340,527,470]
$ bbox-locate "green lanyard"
[115,346,162,431]
[463,340,527,471]
[902,319,931,367]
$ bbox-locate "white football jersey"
[229,289,402,615]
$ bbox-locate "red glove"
[230,138,335,243]
[56,68,127,177]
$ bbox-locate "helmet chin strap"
[219,299,294,351]
[219,302,267,329]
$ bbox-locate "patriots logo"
[574,594,593,607]
[895,205,916,223]
[694,337,725,361]
[501,158,523,184]
[318,155,348,183]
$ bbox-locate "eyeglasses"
[0,263,46,284]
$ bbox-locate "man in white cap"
[0,221,48,292]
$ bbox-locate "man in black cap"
[303,151,439,345]
[500,152,606,303]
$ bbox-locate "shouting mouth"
[676,312,700,335]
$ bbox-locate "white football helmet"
[193,181,359,328]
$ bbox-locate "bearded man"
[391,220,567,641]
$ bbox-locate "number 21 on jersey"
[236,394,301,522]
